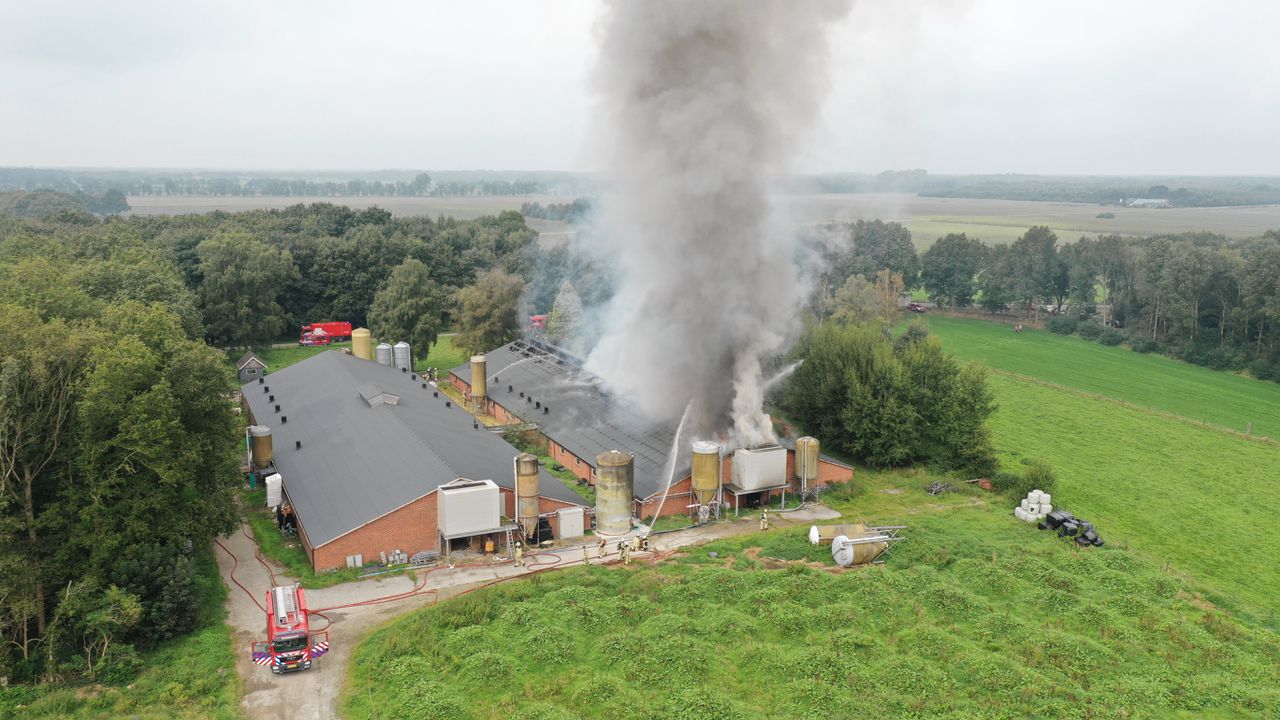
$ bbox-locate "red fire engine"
[251,585,329,674]
[299,321,353,345]
[529,314,547,331]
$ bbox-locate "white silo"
[375,343,393,366]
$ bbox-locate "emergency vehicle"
[299,321,353,345]
[251,585,329,673]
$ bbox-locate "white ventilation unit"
[557,507,585,538]
[437,478,501,537]
[732,445,787,491]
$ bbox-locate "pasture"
[918,315,1280,438]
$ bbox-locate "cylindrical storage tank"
[690,441,720,505]
[808,523,867,546]
[794,436,820,493]
[831,535,888,567]
[516,453,540,537]
[352,328,373,360]
[393,341,411,371]
[375,343,393,366]
[595,450,634,537]
[470,355,487,413]
[249,425,273,469]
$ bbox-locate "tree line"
[808,220,1280,380]
[0,214,241,683]
[519,198,593,223]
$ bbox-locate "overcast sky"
[2,0,1277,175]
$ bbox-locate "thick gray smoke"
[584,0,852,448]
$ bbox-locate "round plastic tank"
[249,425,273,469]
[516,453,540,537]
[375,343,393,366]
[393,341,411,371]
[690,441,720,505]
[595,450,634,537]
[794,436,820,492]
[352,328,373,360]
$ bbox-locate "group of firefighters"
[510,508,772,569]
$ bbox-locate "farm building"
[448,339,853,526]
[241,350,587,572]
[236,351,267,383]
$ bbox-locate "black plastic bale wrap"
[1037,521,1050,531]
[1059,522,1079,537]
[1075,536,1093,547]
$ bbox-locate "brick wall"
[311,492,438,572]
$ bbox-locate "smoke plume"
[584,0,852,447]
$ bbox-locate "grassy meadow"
[343,314,1280,718]
[247,334,468,378]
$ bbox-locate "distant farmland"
[126,192,1280,249]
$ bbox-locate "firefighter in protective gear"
[597,537,607,559]
[618,541,630,565]
[583,544,589,564]
[514,542,525,568]
[760,508,769,531]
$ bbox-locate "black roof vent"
[411,374,417,381]
[421,383,427,389]
[508,385,513,392]
[473,421,479,430]
[526,396,532,403]
[401,367,407,373]
[269,395,275,402]
[535,401,541,409]
[259,377,264,384]
[264,386,269,393]
[281,416,287,424]
[274,404,280,413]
[433,391,439,398]
[295,440,301,450]
[445,400,451,408]
[544,406,549,415]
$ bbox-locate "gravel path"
[216,503,842,719]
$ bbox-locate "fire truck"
[299,321,352,345]
[251,585,329,674]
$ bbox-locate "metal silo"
[470,355,487,413]
[595,450,634,537]
[375,343,393,366]
[352,328,373,360]
[515,453,540,538]
[393,341,411,371]
[249,425,273,469]
[691,441,721,506]
[794,436,820,494]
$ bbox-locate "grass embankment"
[345,498,1280,719]
[254,341,351,373]
[248,334,466,377]
[1,545,241,720]
[920,315,1280,438]
[241,488,404,588]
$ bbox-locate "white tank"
[265,473,283,507]
[375,343,393,366]
[393,341,411,371]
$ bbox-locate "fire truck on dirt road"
[251,585,329,673]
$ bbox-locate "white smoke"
[584,0,852,448]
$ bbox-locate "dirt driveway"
[215,504,842,719]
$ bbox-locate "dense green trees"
[368,258,449,360]
[546,280,584,342]
[197,232,298,348]
[823,219,920,290]
[0,220,240,683]
[785,322,996,474]
[921,233,986,307]
[455,269,525,354]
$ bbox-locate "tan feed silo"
[794,436,820,493]
[595,450,634,537]
[690,441,721,505]
[470,355,487,413]
[351,328,373,360]
[249,425,273,469]
[516,453,540,538]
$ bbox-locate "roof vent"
[433,391,439,398]
[526,396,532,404]
[421,383,427,389]
[544,406,549,415]
[269,394,275,402]
[411,374,417,381]
[535,401,541,409]
[259,377,265,384]
[275,404,281,413]
[473,421,479,430]
[281,416,287,424]
[519,391,524,398]
[508,385,513,392]
[264,386,269,394]
[295,440,301,450]
[445,400,451,408]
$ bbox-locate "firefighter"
[760,507,769,531]
[619,541,630,565]
[597,537,607,559]
[583,544,590,564]
[514,542,525,568]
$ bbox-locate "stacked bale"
[1013,489,1052,523]
[1041,509,1104,547]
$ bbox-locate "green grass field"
[0,546,242,720]
[345,505,1280,719]
[918,315,1280,438]
[247,335,467,378]
[343,314,1280,718]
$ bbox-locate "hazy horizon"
[3,0,1278,175]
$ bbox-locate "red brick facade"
[302,491,439,572]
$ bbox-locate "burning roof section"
[453,339,689,499]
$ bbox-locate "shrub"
[1047,317,1078,335]
[1129,337,1160,354]
[1248,359,1279,382]
[1098,328,1124,346]
[1078,322,1103,340]
[992,460,1056,499]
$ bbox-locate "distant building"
[236,351,268,383]
[1123,198,1173,208]
[241,351,586,571]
